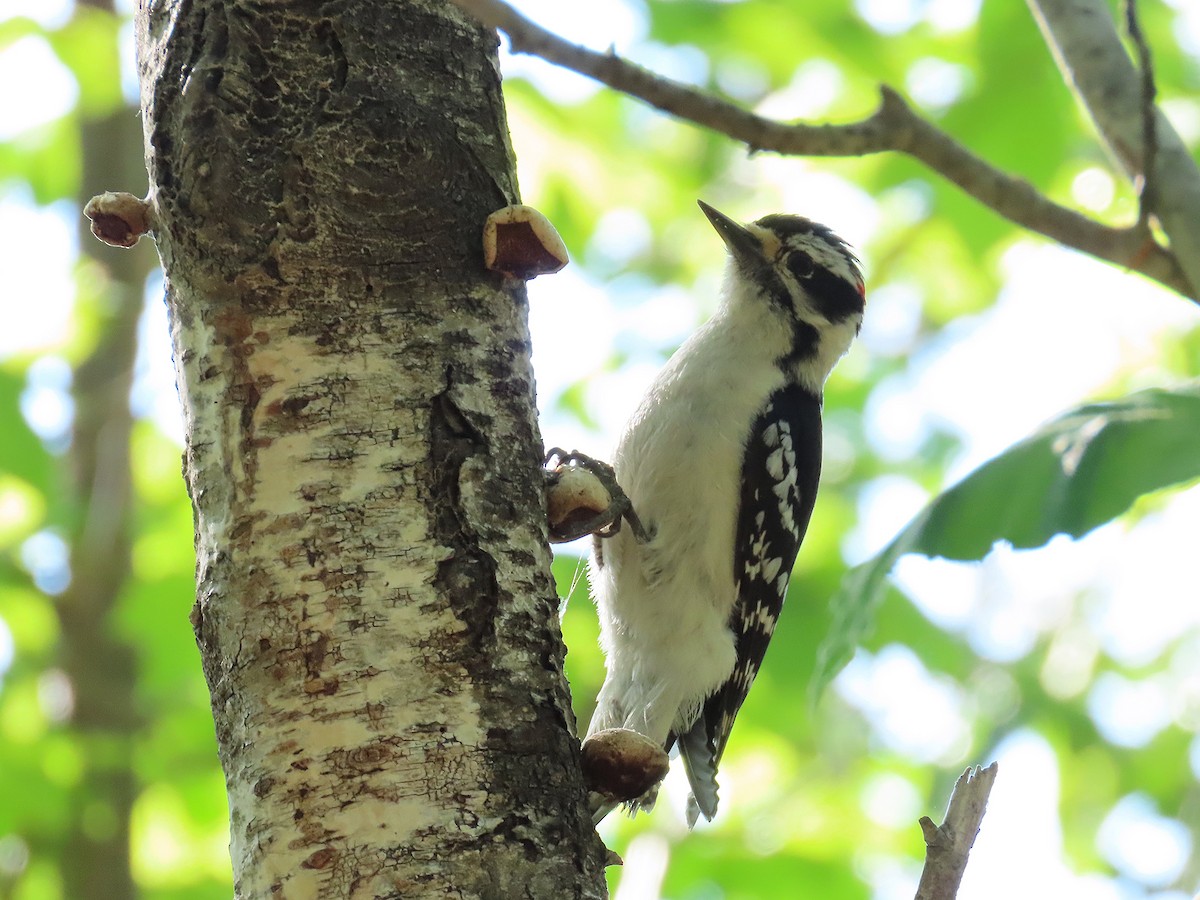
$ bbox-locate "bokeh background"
[2,0,1199,897]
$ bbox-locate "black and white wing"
[676,382,823,823]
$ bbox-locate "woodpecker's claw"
[621,504,651,544]
[542,448,649,543]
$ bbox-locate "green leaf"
[813,383,1200,700]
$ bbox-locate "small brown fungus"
[83,191,154,248]
[580,728,670,804]
[545,464,614,542]
[483,204,568,279]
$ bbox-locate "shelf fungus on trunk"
[83,191,155,248]
[543,449,650,544]
[581,727,670,810]
[483,204,569,280]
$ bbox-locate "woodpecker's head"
[698,200,865,385]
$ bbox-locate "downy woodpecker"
[587,200,865,825]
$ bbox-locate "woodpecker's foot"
[542,448,650,543]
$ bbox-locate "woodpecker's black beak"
[698,200,763,266]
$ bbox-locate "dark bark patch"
[315,19,348,93]
[279,394,312,416]
[429,386,501,651]
[301,847,337,870]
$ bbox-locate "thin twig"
[1123,0,1158,231]
[452,0,1193,301]
[914,763,999,900]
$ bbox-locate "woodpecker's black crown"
[755,213,863,292]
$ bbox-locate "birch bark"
[135,0,606,895]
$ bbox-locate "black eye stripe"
[808,267,866,322]
[786,250,814,280]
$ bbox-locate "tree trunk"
[135,0,606,895]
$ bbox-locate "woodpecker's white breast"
[587,283,794,744]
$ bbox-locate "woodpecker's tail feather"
[675,718,719,827]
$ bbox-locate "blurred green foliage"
[815,384,1200,700]
[2,0,1199,898]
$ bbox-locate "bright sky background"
[2,1,1199,898]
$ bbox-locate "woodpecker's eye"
[786,250,814,281]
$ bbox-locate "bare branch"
[1028,0,1200,296]
[452,0,1193,301]
[915,763,999,900]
